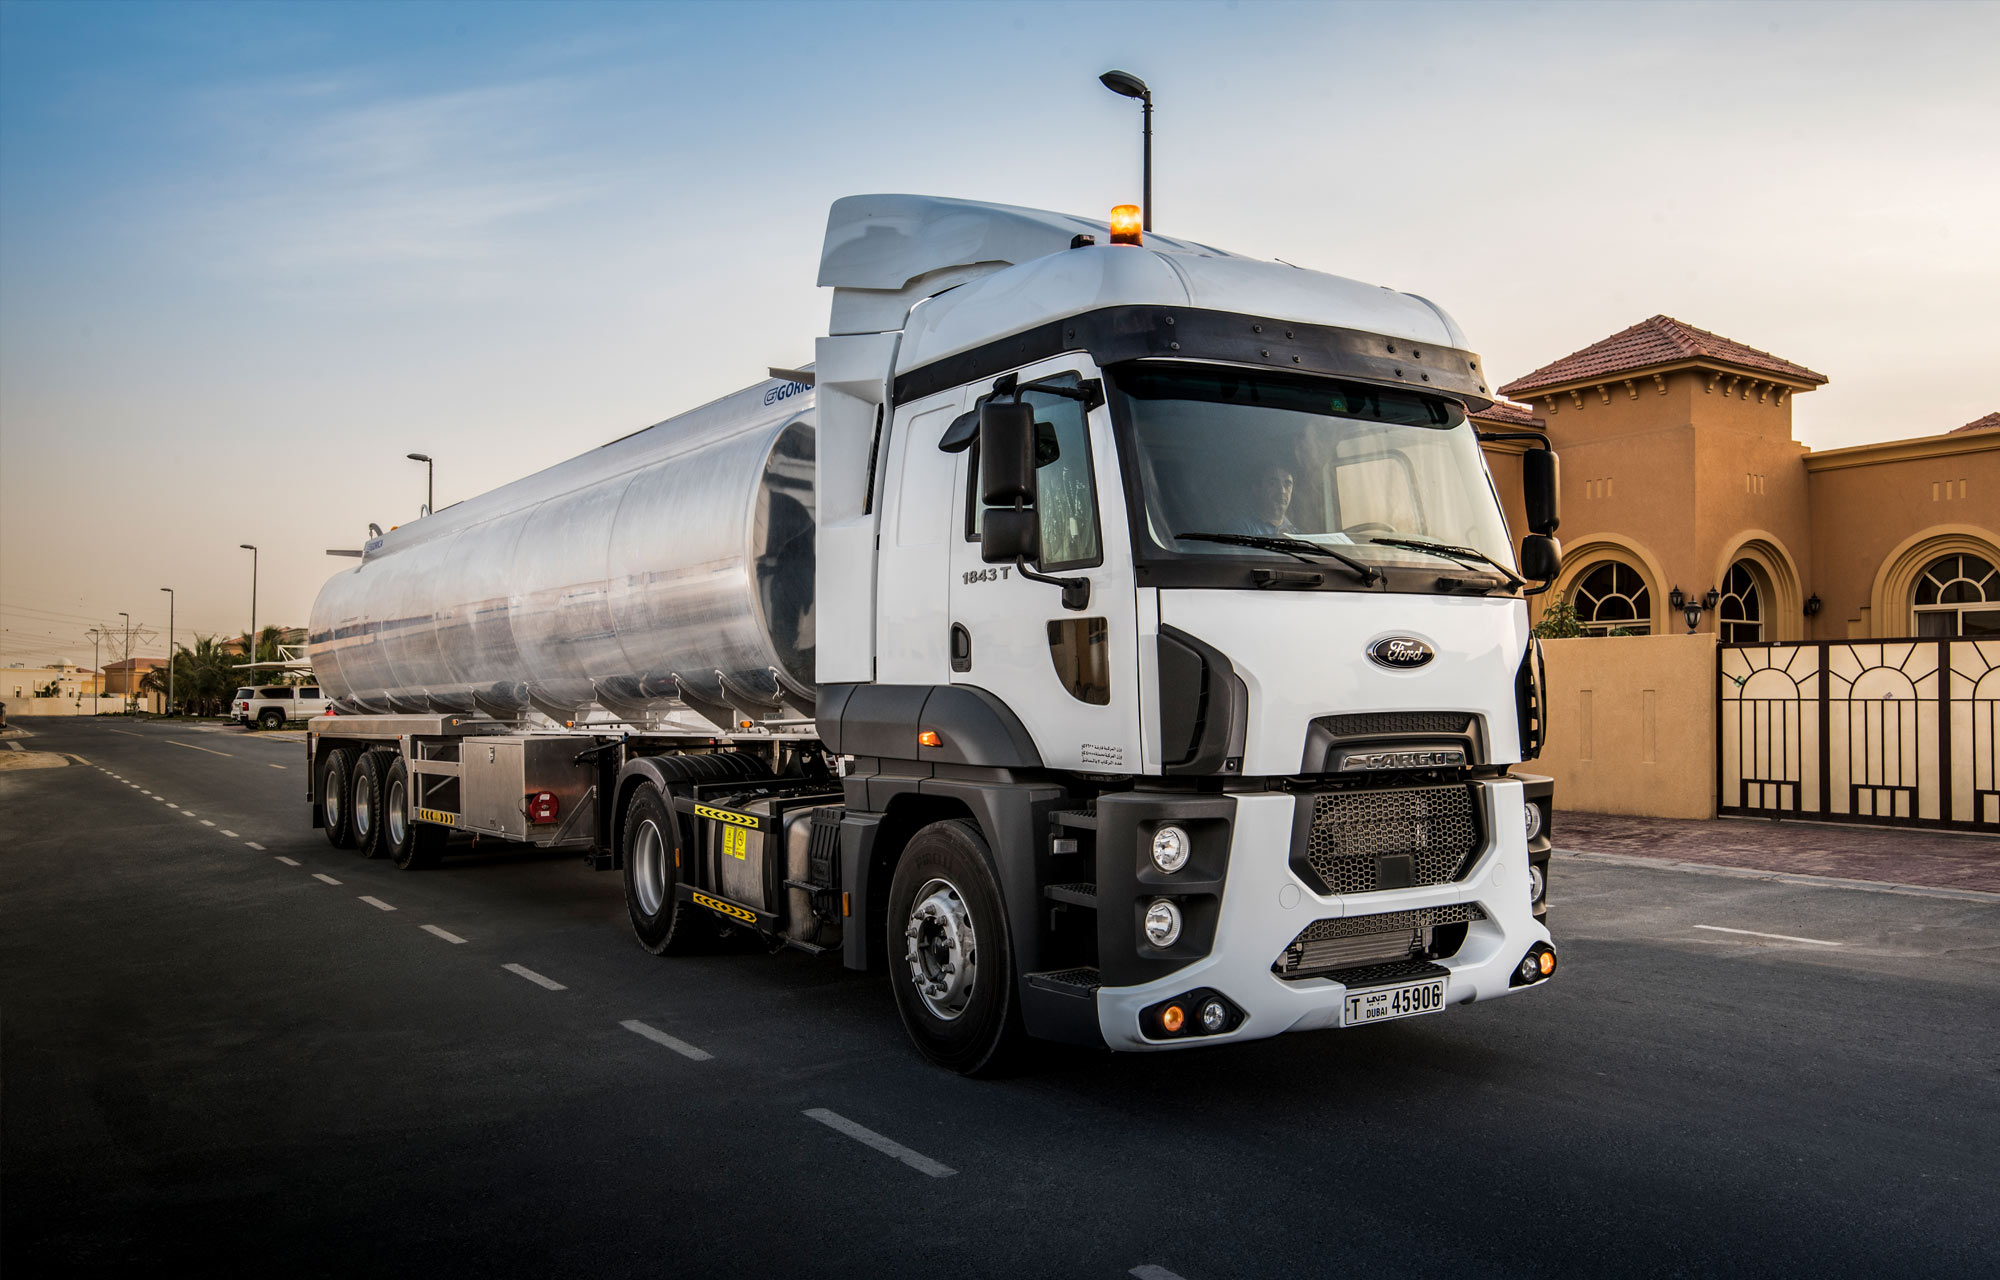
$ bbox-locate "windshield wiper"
[1174,532,1379,586]
[1366,536,1523,590]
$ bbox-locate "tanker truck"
[304,195,1563,1074]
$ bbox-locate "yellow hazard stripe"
[694,804,760,830]
[690,890,759,925]
[415,808,459,827]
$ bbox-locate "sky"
[3,0,1996,669]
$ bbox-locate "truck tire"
[259,708,286,731]
[349,751,388,859]
[320,747,357,849]
[382,756,446,870]
[622,782,707,954]
[886,820,1024,1076]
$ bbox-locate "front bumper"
[1095,777,1551,1051]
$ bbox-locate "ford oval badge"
[1368,636,1435,670]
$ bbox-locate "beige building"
[1,662,105,719]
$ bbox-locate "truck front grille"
[1302,783,1480,894]
[1323,712,1472,737]
[1274,903,1486,978]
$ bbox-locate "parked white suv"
[233,685,328,730]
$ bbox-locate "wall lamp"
[1669,585,1719,634]
[1804,593,1823,617]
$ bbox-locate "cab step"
[1043,882,1097,908]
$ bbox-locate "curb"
[1556,848,2000,904]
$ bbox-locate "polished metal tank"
[308,378,817,726]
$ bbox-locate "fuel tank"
[308,377,816,726]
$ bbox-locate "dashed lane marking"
[220,829,238,837]
[269,764,286,770]
[110,729,143,737]
[166,740,231,757]
[359,896,396,912]
[502,963,566,991]
[274,855,298,865]
[620,1019,713,1062]
[1131,1267,1190,1280]
[313,873,342,885]
[1693,924,1841,947]
[200,820,215,827]
[246,841,266,851]
[802,1108,956,1179]
[422,925,466,944]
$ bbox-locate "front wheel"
[886,820,1023,1076]
[622,783,706,954]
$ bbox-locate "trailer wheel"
[258,708,286,731]
[383,757,445,870]
[886,820,1023,1076]
[622,782,704,954]
[320,747,357,848]
[349,751,388,859]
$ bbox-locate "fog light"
[1524,801,1543,842]
[1143,898,1183,948]
[1161,1004,1185,1033]
[1150,825,1190,873]
[1200,998,1228,1033]
[1528,861,1546,906]
[1518,954,1540,982]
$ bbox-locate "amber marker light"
[1161,1004,1185,1033]
[1108,204,1143,245]
[918,730,942,748]
[1539,951,1557,976]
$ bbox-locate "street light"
[240,544,258,658]
[407,453,434,516]
[118,611,131,714]
[1098,69,1153,231]
[159,587,175,716]
[87,628,101,714]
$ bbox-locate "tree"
[1531,591,1587,639]
[141,635,244,717]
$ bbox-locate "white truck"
[303,195,1563,1074]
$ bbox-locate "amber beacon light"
[1108,204,1143,246]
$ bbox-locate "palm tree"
[142,635,244,716]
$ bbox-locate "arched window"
[1573,561,1652,636]
[1914,554,2000,637]
[1719,560,1763,643]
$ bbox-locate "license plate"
[1342,977,1447,1027]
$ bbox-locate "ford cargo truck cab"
[305,195,1562,1074]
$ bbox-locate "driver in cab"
[1228,462,1300,536]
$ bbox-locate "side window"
[965,375,1103,572]
[260,687,288,699]
[297,686,320,699]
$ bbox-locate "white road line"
[502,963,567,991]
[269,764,286,770]
[1694,924,1841,947]
[154,797,168,804]
[802,1108,956,1178]
[1131,1268,1189,1280]
[359,896,396,912]
[140,790,152,795]
[246,841,266,850]
[166,739,231,757]
[110,729,143,737]
[182,811,199,818]
[200,820,216,827]
[5,741,22,752]
[422,925,467,944]
[313,873,342,885]
[620,1019,713,1062]
[274,855,298,865]
[220,829,238,837]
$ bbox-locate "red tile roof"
[1470,397,1540,427]
[1949,411,1999,434]
[1499,315,1828,397]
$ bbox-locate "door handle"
[950,623,972,673]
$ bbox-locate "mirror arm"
[1014,556,1091,611]
[1475,429,1552,449]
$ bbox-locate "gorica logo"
[1367,636,1435,669]
[763,381,809,407]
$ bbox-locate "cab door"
[946,356,1140,773]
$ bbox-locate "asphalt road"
[4,715,1997,1279]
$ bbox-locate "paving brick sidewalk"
[1554,810,2000,895]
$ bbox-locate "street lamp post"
[159,587,175,716]
[1098,69,1154,231]
[87,628,101,714]
[407,453,434,516]
[118,611,131,714]
[240,544,258,659]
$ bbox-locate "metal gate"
[1717,639,2000,832]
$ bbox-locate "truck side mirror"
[982,507,1040,565]
[1524,448,1560,536]
[979,401,1039,508]
[1519,533,1562,582]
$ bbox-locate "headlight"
[1150,825,1190,873]
[1523,801,1544,843]
[1143,898,1183,948]
[1528,861,1546,906]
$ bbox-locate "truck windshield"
[1107,365,1514,581]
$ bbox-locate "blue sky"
[3,0,1996,665]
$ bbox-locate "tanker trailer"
[305,194,1563,1075]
